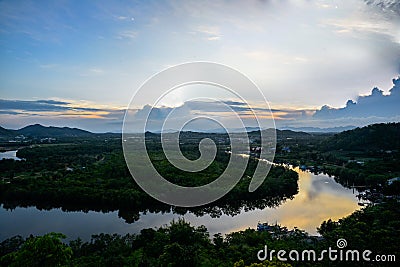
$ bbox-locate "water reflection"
[258,167,360,233]
[0,150,22,161]
[0,167,360,241]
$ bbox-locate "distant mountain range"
[279,125,357,133]
[155,126,329,134]
[2,123,398,153]
[196,126,356,133]
[0,123,355,140]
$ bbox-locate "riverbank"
[0,167,360,242]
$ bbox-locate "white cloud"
[207,36,221,41]
[78,67,105,77]
[117,30,137,39]
[114,15,135,22]
[196,25,220,36]
[195,25,222,41]
[89,68,104,74]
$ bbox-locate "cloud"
[195,25,222,41]
[2,0,399,109]
[313,76,400,119]
[79,67,106,77]
[0,99,126,132]
[134,104,173,121]
[275,75,400,129]
[0,99,70,112]
[363,0,400,16]
[2,79,399,132]
[325,0,400,44]
[122,99,310,132]
[114,15,134,21]
[88,68,104,74]
[0,99,121,117]
[117,30,137,39]
[207,36,221,41]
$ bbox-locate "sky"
[0,0,399,132]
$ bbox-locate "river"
[0,150,22,161]
[0,167,360,241]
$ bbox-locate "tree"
[7,233,72,267]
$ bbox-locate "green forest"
[0,132,298,222]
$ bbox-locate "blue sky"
[0,0,399,132]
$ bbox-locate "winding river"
[0,166,360,241]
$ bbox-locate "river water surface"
[0,167,360,241]
[0,150,22,161]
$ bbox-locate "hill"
[276,129,311,138]
[0,126,14,137]
[0,124,94,139]
[247,128,312,140]
[279,125,356,133]
[17,124,93,137]
[321,122,400,151]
